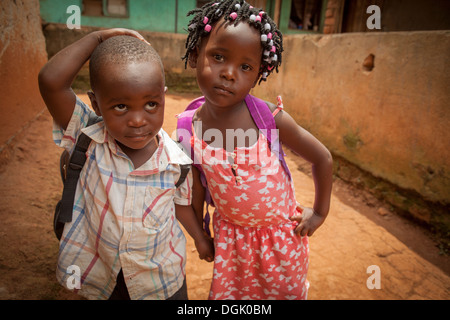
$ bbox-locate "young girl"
[179,0,333,300]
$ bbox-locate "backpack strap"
[176,97,209,190]
[176,97,213,236]
[245,94,292,179]
[58,113,102,223]
[175,164,191,189]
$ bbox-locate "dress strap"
[272,95,284,117]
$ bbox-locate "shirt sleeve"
[52,96,92,154]
[174,165,193,206]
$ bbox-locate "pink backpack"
[176,94,291,234]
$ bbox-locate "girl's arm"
[38,28,148,130]
[175,204,214,262]
[191,166,207,229]
[273,107,333,236]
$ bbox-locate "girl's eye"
[213,54,224,62]
[145,102,157,111]
[113,104,127,112]
[242,64,252,71]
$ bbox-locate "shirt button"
[235,176,242,183]
[231,164,238,170]
[230,152,236,159]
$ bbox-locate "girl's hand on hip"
[289,203,325,237]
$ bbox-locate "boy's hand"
[289,204,326,237]
[194,232,214,262]
[39,28,150,130]
[95,28,150,46]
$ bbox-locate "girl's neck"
[203,99,246,120]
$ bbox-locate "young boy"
[39,28,213,300]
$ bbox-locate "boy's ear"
[87,91,102,117]
[188,47,199,68]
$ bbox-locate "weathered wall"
[252,31,450,222]
[0,0,48,153]
[42,24,198,94]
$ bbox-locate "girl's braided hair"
[182,0,283,84]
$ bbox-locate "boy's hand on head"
[289,204,326,237]
[96,28,150,46]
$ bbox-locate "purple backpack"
[176,94,291,234]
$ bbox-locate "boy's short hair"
[89,35,164,90]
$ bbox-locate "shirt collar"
[81,122,192,173]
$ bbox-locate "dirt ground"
[0,93,448,300]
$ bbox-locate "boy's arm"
[38,28,148,130]
[274,108,333,235]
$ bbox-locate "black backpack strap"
[175,164,191,189]
[58,113,101,223]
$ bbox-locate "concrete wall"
[252,31,450,219]
[0,0,48,157]
[42,24,199,94]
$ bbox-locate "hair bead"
[183,0,283,85]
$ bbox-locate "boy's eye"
[113,104,127,112]
[145,102,157,111]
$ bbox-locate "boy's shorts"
[109,269,188,300]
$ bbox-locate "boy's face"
[88,61,165,155]
[190,19,262,109]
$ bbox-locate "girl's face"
[88,61,165,156]
[191,19,263,109]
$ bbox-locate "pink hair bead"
[268,32,272,39]
[255,15,261,22]
[271,46,276,52]
[203,17,209,24]
[204,24,212,32]
[230,12,238,20]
